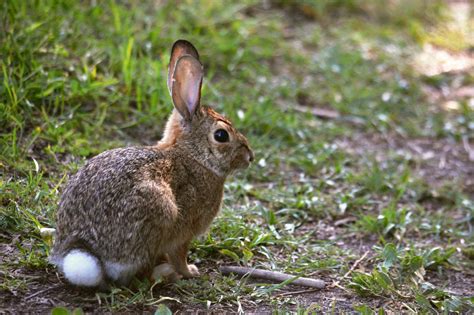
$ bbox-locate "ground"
[1,1,474,313]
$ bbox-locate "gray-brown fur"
[51,40,253,286]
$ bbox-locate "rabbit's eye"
[214,129,229,143]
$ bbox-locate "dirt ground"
[2,210,474,313]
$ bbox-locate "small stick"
[219,266,325,289]
[334,216,357,227]
[331,250,370,288]
[341,250,370,280]
[25,285,58,300]
[332,281,350,293]
[275,288,320,297]
[294,105,340,120]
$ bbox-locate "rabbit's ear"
[171,55,203,121]
[168,40,200,95]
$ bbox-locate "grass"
[1,0,473,313]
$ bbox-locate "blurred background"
[1,0,474,313]
[2,0,473,160]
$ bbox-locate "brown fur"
[50,40,253,286]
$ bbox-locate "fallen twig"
[275,288,320,297]
[331,250,370,289]
[25,285,59,300]
[341,250,370,280]
[332,281,350,293]
[333,216,357,227]
[294,105,340,119]
[219,266,325,289]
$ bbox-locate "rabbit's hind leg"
[151,263,181,282]
[104,261,140,285]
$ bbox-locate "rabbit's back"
[53,147,171,267]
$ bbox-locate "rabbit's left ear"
[168,40,200,95]
[171,55,203,122]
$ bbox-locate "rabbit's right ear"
[171,55,203,122]
[167,40,200,95]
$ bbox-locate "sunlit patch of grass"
[427,27,473,52]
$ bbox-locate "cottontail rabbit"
[50,40,254,287]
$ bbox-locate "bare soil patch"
[335,132,474,196]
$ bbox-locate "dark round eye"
[214,129,229,143]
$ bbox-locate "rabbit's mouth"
[231,146,254,170]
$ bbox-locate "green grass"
[1,0,473,313]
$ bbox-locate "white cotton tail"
[62,249,103,287]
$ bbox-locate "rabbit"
[49,40,254,288]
